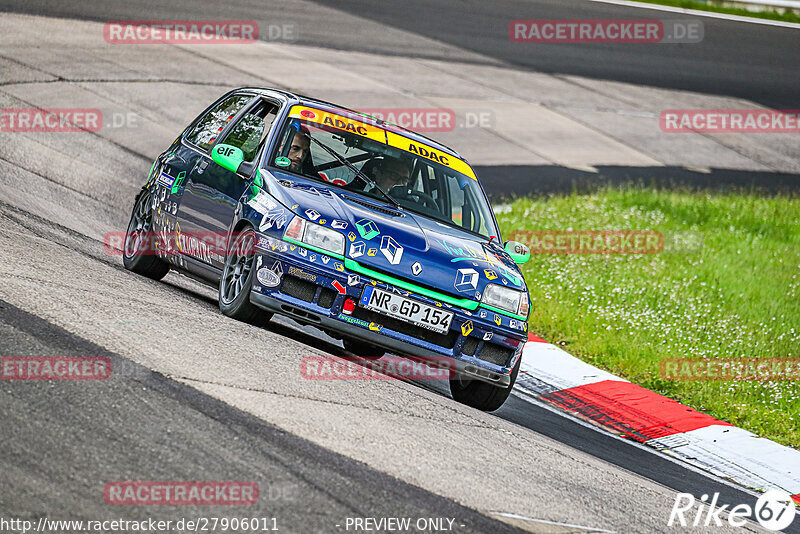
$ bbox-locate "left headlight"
[482,283,529,318]
[285,216,345,256]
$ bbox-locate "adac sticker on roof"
[386,131,476,180]
[288,105,385,143]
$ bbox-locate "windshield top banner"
[287,105,385,143]
[287,105,477,180]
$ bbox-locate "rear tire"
[219,227,273,327]
[123,189,170,281]
[450,356,520,412]
[343,338,385,359]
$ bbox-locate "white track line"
[589,0,800,29]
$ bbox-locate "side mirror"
[212,144,244,173]
[504,240,530,265]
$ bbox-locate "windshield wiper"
[301,133,400,209]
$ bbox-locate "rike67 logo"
[669,490,796,531]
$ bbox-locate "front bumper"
[250,237,528,387]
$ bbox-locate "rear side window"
[185,94,251,152]
[219,101,279,162]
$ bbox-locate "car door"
[176,94,278,269]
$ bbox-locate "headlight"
[482,283,529,318]
[284,216,345,256]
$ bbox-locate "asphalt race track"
[0,1,797,533]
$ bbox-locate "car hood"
[263,171,526,301]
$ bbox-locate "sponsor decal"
[275,156,291,167]
[248,191,277,213]
[385,131,477,180]
[461,321,474,337]
[454,268,479,292]
[411,261,422,276]
[170,170,187,194]
[156,171,175,189]
[380,235,403,265]
[355,219,380,240]
[337,313,371,329]
[287,105,385,142]
[349,241,365,258]
[287,265,316,282]
[256,262,283,287]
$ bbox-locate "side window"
[219,101,279,162]
[185,94,251,152]
[445,173,465,227]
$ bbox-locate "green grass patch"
[496,187,800,448]
[627,0,800,23]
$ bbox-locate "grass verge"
[626,0,800,23]
[495,187,800,448]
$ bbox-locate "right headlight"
[481,283,529,318]
[284,216,345,256]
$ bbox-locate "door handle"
[194,159,209,174]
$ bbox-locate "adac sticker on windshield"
[287,105,385,143]
[385,132,477,180]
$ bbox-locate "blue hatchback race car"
[123,88,531,411]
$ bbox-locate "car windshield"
[267,110,499,239]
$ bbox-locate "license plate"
[360,286,454,334]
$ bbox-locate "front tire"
[449,356,520,412]
[123,189,170,280]
[219,227,272,326]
